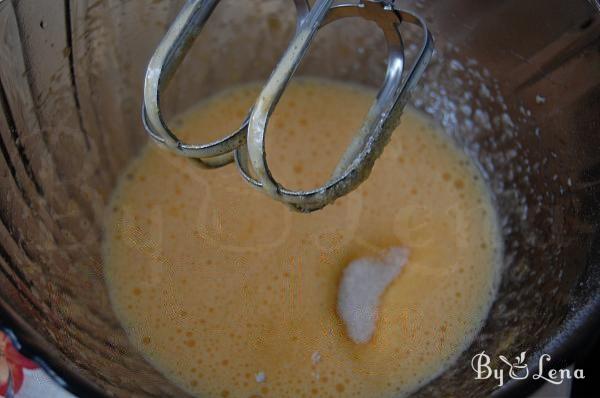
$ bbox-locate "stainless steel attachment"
[143,0,433,211]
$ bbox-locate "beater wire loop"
[143,0,433,211]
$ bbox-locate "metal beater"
[143,0,433,212]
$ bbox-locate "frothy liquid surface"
[104,79,501,398]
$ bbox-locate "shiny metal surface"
[142,0,310,168]
[142,0,433,211]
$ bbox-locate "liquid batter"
[103,79,501,397]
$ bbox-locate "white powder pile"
[337,247,409,344]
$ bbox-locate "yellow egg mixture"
[103,79,501,398]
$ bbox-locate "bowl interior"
[0,0,599,396]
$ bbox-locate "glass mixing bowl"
[0,0,599,396]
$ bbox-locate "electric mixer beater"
[143,0,433,212]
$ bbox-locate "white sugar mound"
[337,247,409,344]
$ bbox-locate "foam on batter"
[103,78,502,398]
